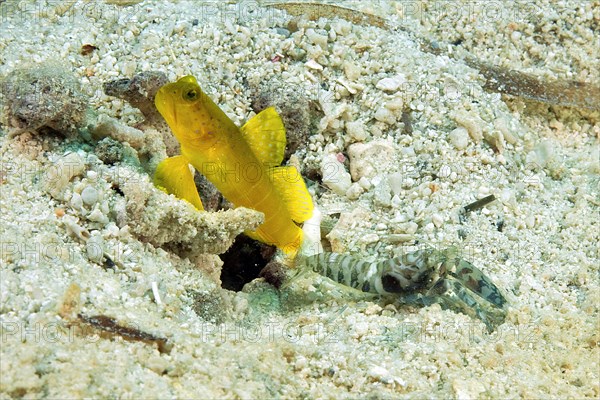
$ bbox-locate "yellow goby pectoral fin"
[153,155,204,211]
[270,166,314,223]
[240,107,287,168]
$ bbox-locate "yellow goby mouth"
[153,75,314,257]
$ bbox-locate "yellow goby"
[153,76,313,257]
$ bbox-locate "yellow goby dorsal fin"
[240,107,286,168]
[179,75,198,84]
[153,155,204,211]
[269,166,314,223]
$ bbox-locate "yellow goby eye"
[183,89,198,101]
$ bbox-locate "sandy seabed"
[0,1,598,398]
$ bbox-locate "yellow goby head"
[153,76,314,257]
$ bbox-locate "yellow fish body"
[153,76,313,257]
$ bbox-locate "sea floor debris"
[270,2,600,111]
[0,64,89,136]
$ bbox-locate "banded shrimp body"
[298,245,508,332]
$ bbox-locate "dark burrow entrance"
[219,235,276,291]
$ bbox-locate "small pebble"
[275,27,290,37]
[358,176,371,189]
[432,213,444,228]
[388,172,403,196]
[63,215,90,241]
[484,130,505,153]
[105,223,120,237]
[535,140,554,167]
[373,179,392,207]
[452,111,484,142]
[405,221,418,235]
[391,194,402,208]
[368,365,393,383]
[343,61,361,81]
[346,120,368,141]
[189,40,201,51]
[294,355,307,369]
[386,233,413,243]
[345,183,364,200]
[526,213,535,228]
[420,186,432,197]
[322,154,352,196]
[354,321,369,337]
[448,127,469,150]
[289,48,306,61]
[384,97,404,111]
[305,59,323,71]
[336,78,357,95]
[375,74,405,92]
[363,304,382,315]
[87,208,109,224]
[86,234,104,264]
[361,233,379,244]
[81,186,99,206]
[374,107,396,125]
[305,28,328,48]
[499,188,512,203]
[146,355,169,375]
[70,192,83,210]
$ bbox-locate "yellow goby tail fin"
[153,155,204,211]
[240,107,287,168]
[270,166,314,223]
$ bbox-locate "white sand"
[1,1,598,398]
